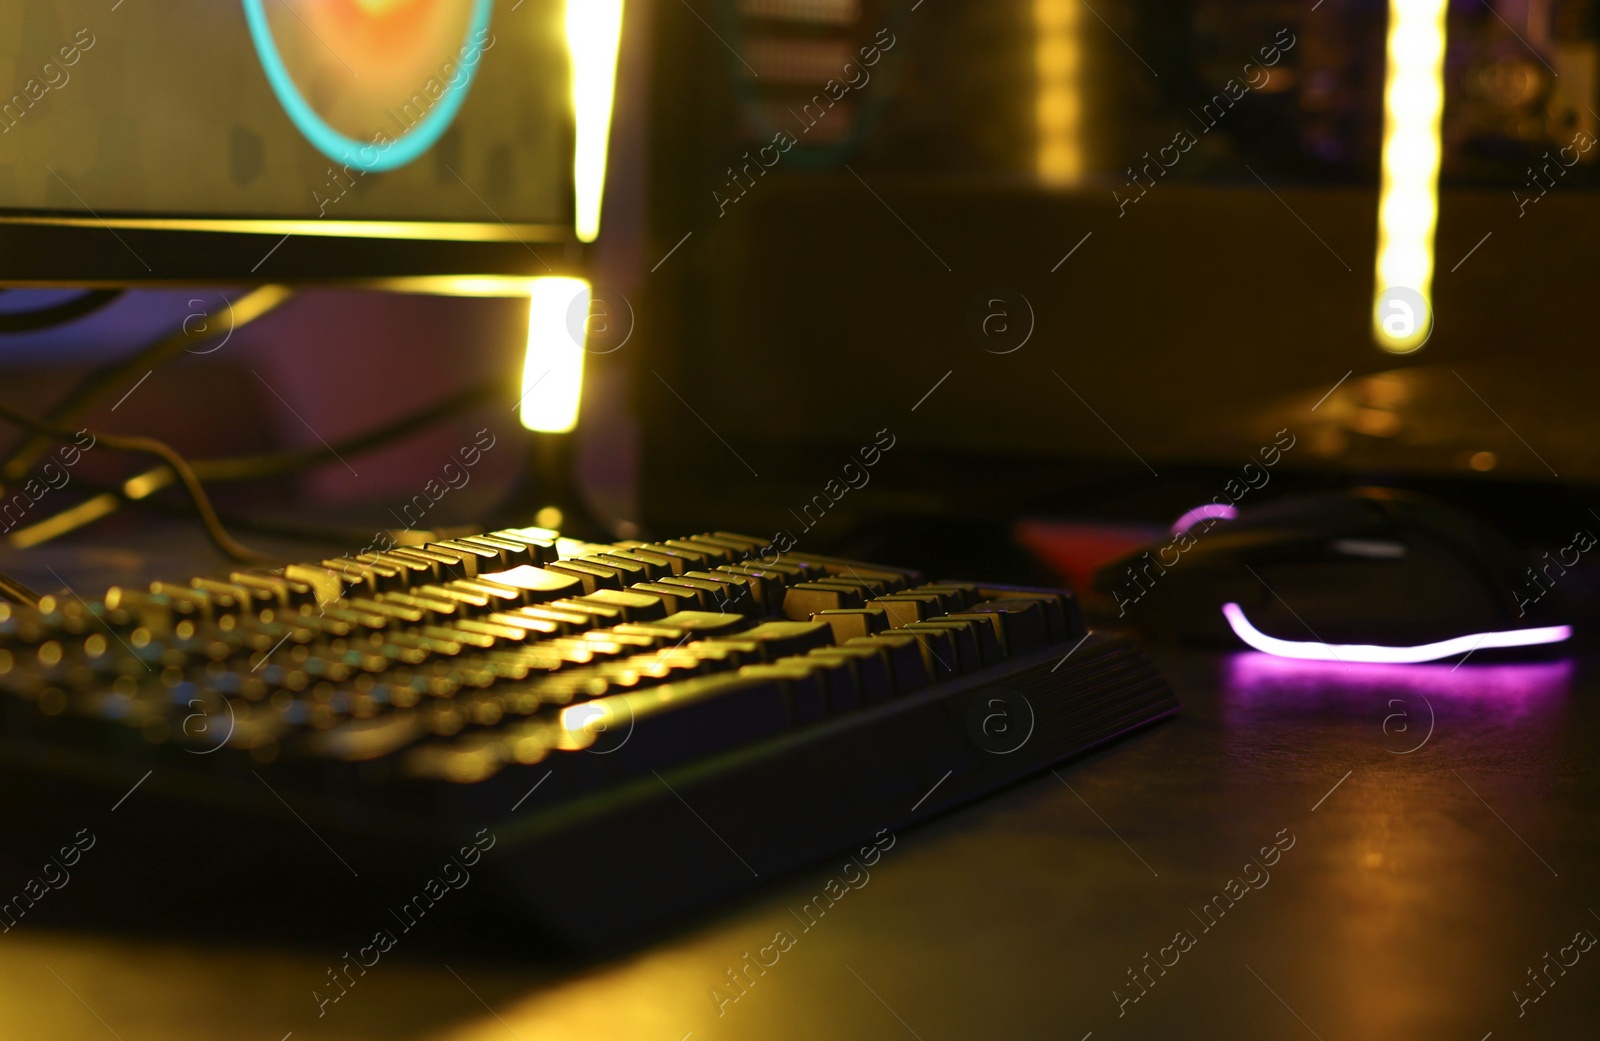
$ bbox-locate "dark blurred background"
[5,0,1600,591]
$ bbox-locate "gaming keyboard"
[0,529,1176,948]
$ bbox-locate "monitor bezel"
[0,213,584,288]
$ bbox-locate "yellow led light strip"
[520,276,591,434]
[1035,0,1083,185]
[568,0,626,243]
[1373,0,1448,353]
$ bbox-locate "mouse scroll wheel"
[1328,538,1408,559]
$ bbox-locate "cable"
[3,378,505,550]
[0,569,41,607]
[0,290,124,334]
[0,285,294,482]
[0,400,270,564]
[70,487,407,547]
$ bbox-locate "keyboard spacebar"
[559,673,789,770]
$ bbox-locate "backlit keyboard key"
[782,582,865,619]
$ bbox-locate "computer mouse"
[1092,487,1574,659]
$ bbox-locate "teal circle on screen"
[241,0,495,172]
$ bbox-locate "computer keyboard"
[0,529,1177,948]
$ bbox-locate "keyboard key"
[493,527,562,564]
[619,611,752,642]
[846,634,931,693]
[743,558,823,584]
[629,581,709,613]
[478,566,584,603]
[283,564,352,605]
[691,533,765,557]
[800,574,877,599]
[782,582,866,619]
[480,531,556,567]
[549,598,627,627]
[379,590,464,621]
[910,583,980,612]
[460,534,538,569]
[388,546,470,581]
[597,626,670,651]
[721,620,835,661]
[786,553,921,590]
[452,578,534,609]
[975,586,1082,641]
[709,531,772,551]
[674,571,756,613]
[662,538,733,564]
[230,572,317,610]
[577,589,669,623]
[364,551,437,585]
[713,565,787,613]
[308,560,387,597]
[902,622,977,676]
[101,588,188,636]
[192,577,277,618]
[516,605,595,633]
[487,612,565,640]
[433,539,502,575]
[597,549,678,581]
[811,607,889,643]
[938,613,1004,665]
[543,560,625,593]
[960,599,1051,655]
[869,594,939,627]
[418,584,494,613]
[578,554,651,584]
[348,597,425,626]
[149,582,240,619]
[446,618,540,646]
[622,542,705,572]
[808,644,894,702]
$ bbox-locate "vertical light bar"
[1035,0,1083,184]
[520,277,591,434]
[1374,0,1449,352]
[567,0,626,243]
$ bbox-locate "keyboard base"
[493,629,1175,948]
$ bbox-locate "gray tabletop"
[4,644,1598,1040]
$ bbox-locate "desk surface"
[4,644,1599,1040]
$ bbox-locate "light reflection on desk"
[1221,652,1575,728]
[1216,652,1580,1039]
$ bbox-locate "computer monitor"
[0,0,593,285]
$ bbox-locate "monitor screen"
[0,0,574,280]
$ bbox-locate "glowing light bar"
[1373,0,1448,353]
[1034,0,1083,185]
[567,0,626,242]
[1222,602,1571,664]
[1171,503,1238,535]
[519,277,590,434]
